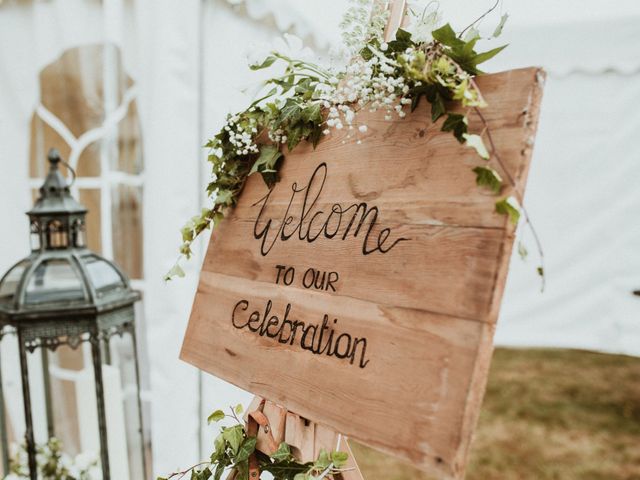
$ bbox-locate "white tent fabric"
[1,0,640,476]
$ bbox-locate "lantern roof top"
[27,149,87,217]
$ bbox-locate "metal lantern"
[0,149,148,480]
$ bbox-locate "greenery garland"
[167,0,543,282]
[158,405,350,480]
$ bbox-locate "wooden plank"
[183,270,493,477]
[182,67,545,479]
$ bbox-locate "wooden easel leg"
[244,397,364,479]
[334,436,364,480]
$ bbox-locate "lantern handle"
[47,148,77,188]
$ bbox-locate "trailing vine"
[157,405,350,480]
[166,0,544,285]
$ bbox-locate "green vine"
[157,405,350,480]
[166,1,543,284]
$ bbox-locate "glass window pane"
[111,185,143,279]
[79,189,102,253]
[0,261,29,302]
[81,255,125,291]
[25,259,86,304]
[116,101,144,175]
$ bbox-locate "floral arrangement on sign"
[5,438,100,480]
[158,405,350,480]
[166,0,543,284]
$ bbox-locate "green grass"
[350,348,640,480]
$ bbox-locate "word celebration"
[231,298,370,368]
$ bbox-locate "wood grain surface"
[182,67,545,479]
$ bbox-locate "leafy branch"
[167,1,543,286]
[158,405,351,480]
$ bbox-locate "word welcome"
[253,162,408,256]
[231,298,370,368]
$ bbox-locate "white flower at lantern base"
[6,439,101,480]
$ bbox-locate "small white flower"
[358,125,368,133]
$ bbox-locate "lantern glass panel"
[103,332,147,480]
[25,259,86,305]
[72,220,86,248]
[0,261,30,303]
[81,256,125,292]
[30,223,41,251]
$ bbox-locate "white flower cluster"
[340,0,388,55]
[268,128,287,144]
[318,47,412,141]
[7,441,101,480]
[223,113,259,156]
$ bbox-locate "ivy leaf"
[463,133,490,160]
[493,13,509,38]
[234,404,244,415]
[234,459,249,480]
[207,410,225,424]
[495,197,521,224]
[308,125,324,149]
[250,144,283,186]
[214,189,234,207]
[264,459,310,479]
[235,437,257,463]
[213,463,224,480]
[432,23,465,49]
[287,127,303,151]
[395,28,412,43]
[387,28,414,52]
[472,166,502,193]
[163,263,185,281]
[271,443,293,462]
[314,449,331,470]
[277,100,303,126]
[473,44,508,68]
[249,56,276,70]
[441,113,468,143]
[301,103,322,123]
[434,23,507,74]
[211,433,225,462]
[223,425,245,455]
[191,468,212,480]
[330,451,349,468]
[430,92,446,122]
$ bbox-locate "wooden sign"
[182,67,544,479]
